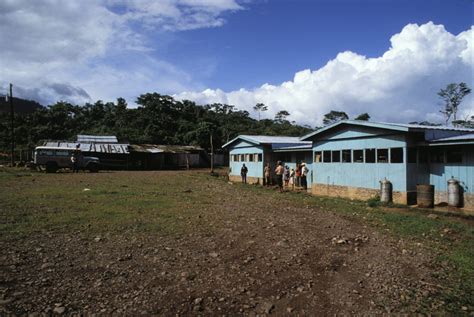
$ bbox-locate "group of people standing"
[240,161,309,192]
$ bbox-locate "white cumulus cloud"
[0,0,243,105]
[176,22,474,126]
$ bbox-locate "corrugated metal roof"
[274,144,312,151]
[378,122,474,132]
[44,141,129,154]
[222,135,311,148]
[273,144,312,152]
[301,120,474,141]
[272,143,312,150]
[44,142,90,151]
[89,143,130,154]
[130,144,204,153]
[430,133,474,143]
[240,135,308,144]
[36,145,82,151]
[77,135,119,143]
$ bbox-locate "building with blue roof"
[300,120,474,209]
[222,135,312,186]
[224,120,474,210]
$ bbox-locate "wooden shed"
[129,144,208,170]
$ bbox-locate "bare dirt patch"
[0,170,459,314]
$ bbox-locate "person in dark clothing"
[71,145,81,173]
[275,161,284,192]
[71,153,78,173]
[241,164,248,184]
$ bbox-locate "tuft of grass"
[367,195,382,207]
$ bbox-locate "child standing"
[264,163,271,186]
[289,168,295,190]
[284,165,290,187]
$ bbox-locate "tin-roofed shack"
[43,138,130,169]
[77,135,119,144]
[129,144,209,170]
[42,135,221,170]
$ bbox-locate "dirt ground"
[0,170,456,315]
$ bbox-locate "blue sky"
[162,0,473,90]
[1,0,473,125]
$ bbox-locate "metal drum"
[380,178,392,203]
[417,184,435,208]
[448,178,461,207]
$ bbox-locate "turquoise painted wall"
[406,145,473,194]
[229,141,264,178]
[232,140,257,149]
[428,145,474,193]
[304,152,313,189]
[311,127,408,191]
[314,134,406,150]
[407,163,430,191]
[310,126,473,194]
[313,161,406,191]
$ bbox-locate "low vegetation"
[0,167,472,314]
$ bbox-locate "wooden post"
[9,83,14,166]
[210,133,214,173]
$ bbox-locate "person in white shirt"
[301,162,309,190]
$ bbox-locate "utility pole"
[210,132,214,173]
[9,83,14,166]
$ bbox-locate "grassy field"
[0,167,473,314]
[0,168,208,236]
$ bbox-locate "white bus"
[34,146,100,173]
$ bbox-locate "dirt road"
[0,170,453,314]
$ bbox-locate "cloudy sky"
[1,0,473,125]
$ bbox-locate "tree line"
[0,82,471,155]
[0,93,313,153]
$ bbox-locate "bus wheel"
[88,163,99,173]
[45,162,58,173]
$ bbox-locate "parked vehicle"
[34,146,100,173]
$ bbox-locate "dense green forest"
[0,96,43,114]
[0,93,313,153]
[2,82,470,157]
